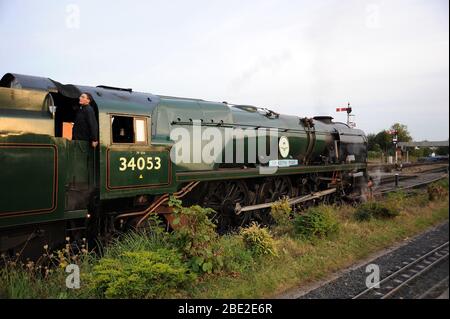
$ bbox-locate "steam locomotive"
[0,73,367,256]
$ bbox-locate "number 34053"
[119,156,161,171]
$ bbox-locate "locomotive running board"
[235,188,337,215]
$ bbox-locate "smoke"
[370,168,383,188]
[356,167,383,203]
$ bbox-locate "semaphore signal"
[336,102,355,127]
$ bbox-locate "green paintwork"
[0,144,56,215]
[107,149,171,189]
[66,140,95,188]
[0,132,94,228]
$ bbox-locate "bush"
[270,199,294,236]
[354,201,399,221]
[270,199,292,224]
[169,197,221,273]
[293,206,339,239]
[87,249,194,298]
[427,180,449,201]
[354,207,372,221]
[240,223,277,257]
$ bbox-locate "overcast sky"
[0,0,448,140]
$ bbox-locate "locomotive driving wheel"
[294,175,316,211]
[202,180,250,233]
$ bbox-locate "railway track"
[371,164,448,185]
[368,161,448,172]
[352,241,449,299]
[372,165,448,195]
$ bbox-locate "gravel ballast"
[285,221,449,299]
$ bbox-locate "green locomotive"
[0,73,367,256]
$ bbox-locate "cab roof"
[0,73,160,116]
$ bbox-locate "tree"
[410,147,433,158]
[367,133,378,151]
[436,146,449,156]
[390,123,412,143]
[374,130,392,154]
[370,123,413,157]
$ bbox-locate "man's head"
[79,92,93,106]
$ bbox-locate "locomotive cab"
[0,73,99,214]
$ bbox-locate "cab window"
[111,115,148,144]
[135,118,146,143]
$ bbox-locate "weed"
[212,235,255,274]
[169,197,221,273]
[0,237,93,298]
[384,191,408,212]
[240,223,277,257]
[270,199,294,236]
[427,180,449,201]
[293,206,339,239]
[103,228,169,259]
[354,201,399,221]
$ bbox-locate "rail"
[352,241,449,299]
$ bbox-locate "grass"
[182,194,449,298]
[0,183,448,299]
[0,246,95,299]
